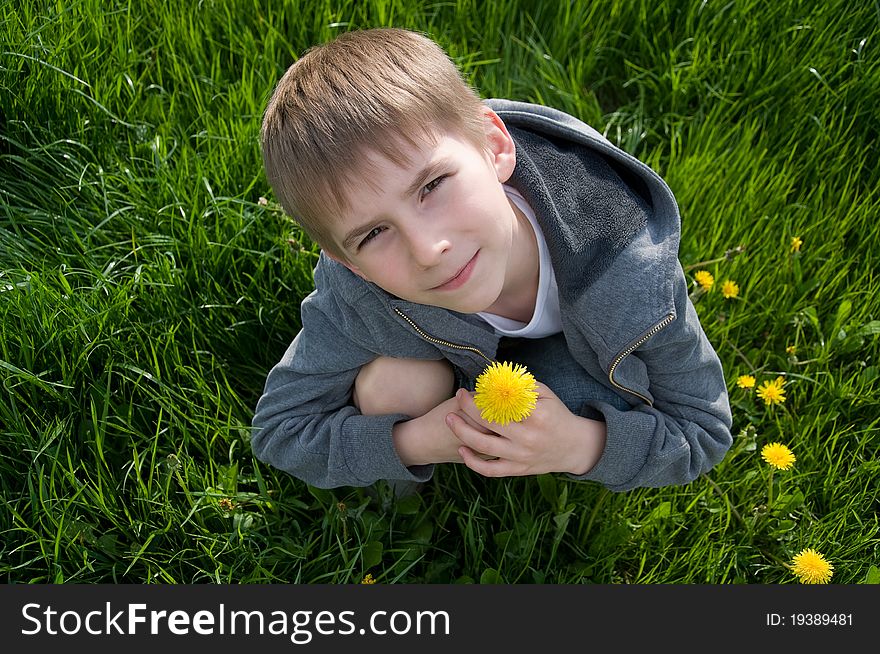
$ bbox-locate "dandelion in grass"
[757,376,786,405]
[790,236,803,253]
[360,573,377,584]
[736,374,756,390]
[694,270,714,292]
[721,279,739,299]
[474,361,539,426]
[791,548,833,584]
[761,442,796,470]
[761,441,795,507]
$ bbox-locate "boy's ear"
[325,249,369,281]
[481,107,517,184]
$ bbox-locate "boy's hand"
[392,396,495,466]
[445,385,607,477]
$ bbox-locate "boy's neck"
[482,199,540,323]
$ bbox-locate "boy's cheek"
[331,254,370,281]
[347,266,370,281]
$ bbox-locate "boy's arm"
[251,301,433,489]
[570,266,733,490]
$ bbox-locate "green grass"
[1,0,878,584]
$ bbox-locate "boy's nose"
[407,228,451,268]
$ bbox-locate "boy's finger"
[446,413,505,459]
[454,388,505,432]
[458,446,521,478]
[452,403,495,435]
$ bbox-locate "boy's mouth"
[432,251,479,291]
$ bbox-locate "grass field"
[1,0,878,584]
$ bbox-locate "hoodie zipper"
[393,307,494,364]
[396,306,674,406]
[608,313,675,407]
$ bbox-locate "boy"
[252,27,732,491]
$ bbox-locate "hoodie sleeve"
[250,289,435,489]
[570,269,733,491]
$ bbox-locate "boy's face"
[325,108,523,315]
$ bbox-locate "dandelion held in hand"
[790,548,833,584]
[473,361,539,426]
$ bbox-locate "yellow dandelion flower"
[786,345,797,355]
[721,279,740,299]
[790,236,803,253]
[736,374,756,389]
[694,270,714,292]
[360,573,377,585]
[473,361,539,426]
[761,442,796,470]
[756,376,786,405]
[791,548,833,584]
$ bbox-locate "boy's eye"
[358,226,385,249]
[422,175,447,197]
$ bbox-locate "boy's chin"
[434,290,503,315]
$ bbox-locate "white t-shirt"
[477,186,563,339]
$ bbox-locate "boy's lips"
[432,251,479,291]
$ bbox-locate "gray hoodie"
[251,99,733,491]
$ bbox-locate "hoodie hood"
[488,99,682,360]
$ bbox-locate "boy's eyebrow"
[341,158,451,251]
[402,158,449,198]
[342,220,381,252]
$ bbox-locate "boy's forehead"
[356,128,443,176]
[340,129,449,204]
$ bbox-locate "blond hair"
[260,28,486,255]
